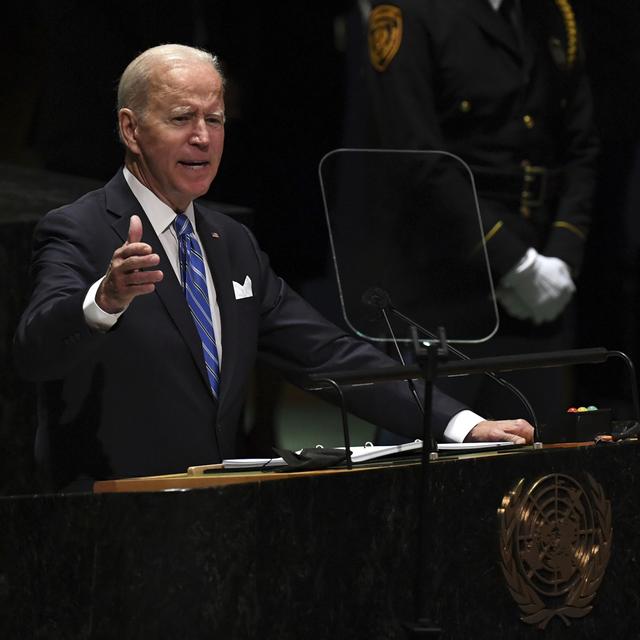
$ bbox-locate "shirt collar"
[122,167,195,236]
[488,0,502,10]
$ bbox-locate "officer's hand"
[465,419,534,445]
[498,248,575,324]
[96,215,163,314]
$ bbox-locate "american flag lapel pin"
[211,232,220,239]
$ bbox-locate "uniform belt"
[471,165,562,214]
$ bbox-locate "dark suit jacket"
[14,170,465,489]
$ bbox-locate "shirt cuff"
[83,277,126,331]
[443,409,485,443]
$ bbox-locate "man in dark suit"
[14,44,532,490]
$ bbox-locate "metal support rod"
[315,377,352,469]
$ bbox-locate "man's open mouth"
[179,161,210,168]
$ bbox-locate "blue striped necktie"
[174,213,220,399]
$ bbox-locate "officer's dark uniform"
[364,0,599,435]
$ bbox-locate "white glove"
[497,248,575,324]
[495,286,532,321]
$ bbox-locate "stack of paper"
[222,440,516,470]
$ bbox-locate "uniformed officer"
[363,0,598,435]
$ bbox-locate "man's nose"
[189,118,209,146]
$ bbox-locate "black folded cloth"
[611,420,640,440]
[594,420,640,445]
[272,447,349,472]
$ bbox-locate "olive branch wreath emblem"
[498,474,612,629]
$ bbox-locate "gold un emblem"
[498,473,612,629]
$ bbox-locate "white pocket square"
[233,275,253,300]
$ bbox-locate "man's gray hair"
[117,43,224,116]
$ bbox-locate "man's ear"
[118,108,140,154]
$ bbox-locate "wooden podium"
[0,442,638,639]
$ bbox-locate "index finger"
[118,242,153,259]
[502,431,528,445]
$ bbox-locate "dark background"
[2,1,640,495]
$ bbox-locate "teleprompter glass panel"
[318,149,498,344]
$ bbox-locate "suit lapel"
[467,0,523,62]
[195,205,239,415]
[104,172,213,397]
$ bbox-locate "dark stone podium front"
[1,442,638,639]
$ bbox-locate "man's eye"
[172,115,189,123]
[206,117,224,126]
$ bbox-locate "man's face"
[122,61,225,211]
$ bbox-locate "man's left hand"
[465,419,534,445]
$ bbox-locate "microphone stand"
[403,326,447,637]
[412,325,444,462]
[366,292,447,636]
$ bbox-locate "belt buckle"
[520,164,547,217]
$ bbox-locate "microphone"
[361,287,392,311]
[361,288,424,415]
[360,286,539,432]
